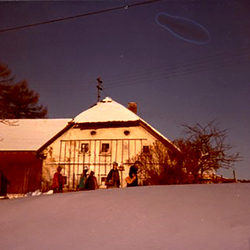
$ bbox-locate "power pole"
[96,77,103,102]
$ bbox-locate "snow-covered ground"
[1,184,250,250]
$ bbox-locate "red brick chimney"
[127,102,137,114]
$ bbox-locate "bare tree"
[174,121,241,183]
[132,141,183,185]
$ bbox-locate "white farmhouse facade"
[38,97,181,191]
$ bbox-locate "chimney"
[127,102,137,114]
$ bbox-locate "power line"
[32,46,250,94]
[0,0,160,34]
[103,46,250,82]
[34,47,250,93]
[102,47,250,89]
[103,57,250,89]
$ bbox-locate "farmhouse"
[38,97,181,190]
[0,97,181,194]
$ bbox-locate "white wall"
[41,125,160,190]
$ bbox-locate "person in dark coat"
[85,171,99,190]
[127,161,142,187]
[52,166,64,193]
[105,162,120,188]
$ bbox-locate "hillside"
[1,184,250,250]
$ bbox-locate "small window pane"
[81,143,89,153]
[101,143,110,153]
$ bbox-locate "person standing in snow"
[78,166,88,190]
[52,166,64,193]
[105,162,120,188]
[126,161,142,187]
[85,171,99,190]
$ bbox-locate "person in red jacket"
[52,166,64,193]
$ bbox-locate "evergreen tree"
[0,61,47,119]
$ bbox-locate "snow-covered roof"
[0,119,71,151]
[0,97,180,153]
[74,97,139,123]
[73,97,180,153]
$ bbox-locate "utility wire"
[34,47,250,93]
[103,46,250,82]
[102,47,250,89]
[0,0,160,34]
[103,57,250,89]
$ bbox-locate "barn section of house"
[0,119,71,195]
[38,97,181,191]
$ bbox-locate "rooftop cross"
[96,77,103,102]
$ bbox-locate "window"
[81,143,89,153]
[101,143,110,153]
[143,146,150,154]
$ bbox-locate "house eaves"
[73,119,180,155]
[0,119,72,151]
[138,120,181,155]
[73,120,140,130]
[37,121,74,154]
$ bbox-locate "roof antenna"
[96,77,103,102]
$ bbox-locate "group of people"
[51,161,142,193]
[105,161,142,188]
[51,166,98,193]
[78,167,99,191]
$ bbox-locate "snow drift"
[1,184,250,250]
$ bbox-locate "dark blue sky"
[0,0,250,179]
